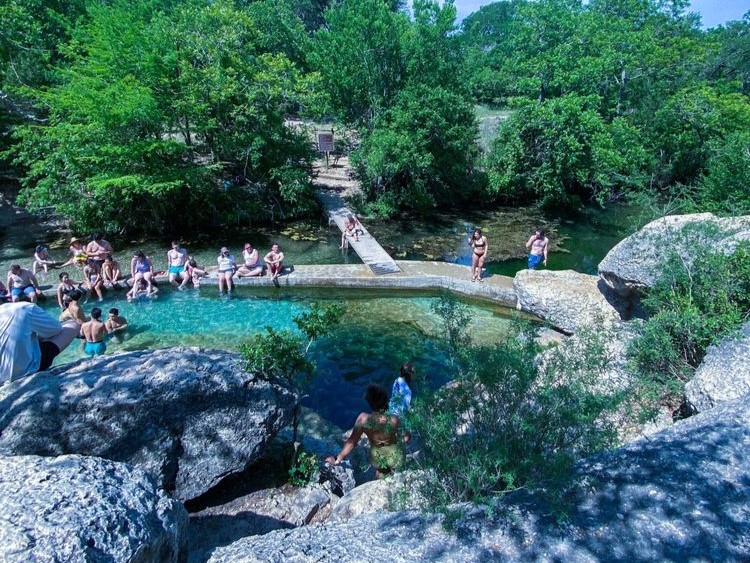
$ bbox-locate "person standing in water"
[81,307,108,357]
[525,228,549,270]
[468,227,488,282]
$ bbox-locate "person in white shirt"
[0,302,78,382]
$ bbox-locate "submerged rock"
[208,394,750,562]
[0,347,295,501]
[0,454,187,563]
[513,269,623,334]
[685,322,750,414]
[598,213,750,297]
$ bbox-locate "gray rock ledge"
[0,454,188,563]
[0,347,295,501]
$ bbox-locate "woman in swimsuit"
[326,384,407,479]
[57,272,78,309]
[468,227,489,282]
[130,250,154,296]
[84,259,104,302]
[60,237,88,268]
[340,214,362,248]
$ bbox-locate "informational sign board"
[317,132,334,152]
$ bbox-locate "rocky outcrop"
[685,322,750,414]
[0,454,188,563]
[0,347,295,501]
[189,484,333,563]
[598,213,750,297]
[208,394,750,562]
[514,269,623,334]
[328,471,427,523]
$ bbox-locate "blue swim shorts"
[168,265,185,276]
[84,341,107,357]
[528,254,543,270]
[11,285,36,298]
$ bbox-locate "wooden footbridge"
[313,160,401,276]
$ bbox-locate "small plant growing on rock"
[288,450,319,487]
[240,302,344,481]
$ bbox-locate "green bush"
[629,240,750,415]
[288,450,318,487]
[408,295,621,509]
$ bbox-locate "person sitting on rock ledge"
[326,384,407,479]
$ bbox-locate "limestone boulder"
[188,484,333,563]
[0,347,295,501]
[513,269,622,334]
[598,213,750,297]
[0,454,187,563]
[208,394,750,562]
[685,323,750,414]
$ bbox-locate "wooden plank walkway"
[314,161,401,276]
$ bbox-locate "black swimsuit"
[473,238,486,255]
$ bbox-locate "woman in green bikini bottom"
[326,384,406,478]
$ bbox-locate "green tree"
[486,95,649,209]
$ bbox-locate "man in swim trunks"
[167,241,189,289]
[237,243,264,277]
[85,233,113,271]
[326,384,407,479]
[81,307,108,357]
[0,302,79,382]
[264,243,285,280]
[525,228,549,270]
[6,265,41,304]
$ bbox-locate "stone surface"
[0,347,295,501]
[513,269,622,334]
[319,461,356,497]
[0,454,188,563]
[685,322,750,414]
[189,484,332,563]
[328,471,427,523]
[598,213,750,296]
[208,394,750,562]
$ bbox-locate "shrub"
[408,295,621,509]
[629,240,750,416]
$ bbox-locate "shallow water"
[40,287,517,429]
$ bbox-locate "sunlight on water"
[41,287,516,428]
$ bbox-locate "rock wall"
[0,347,295,501]
[207,393,750,562]
[0,454,188,563]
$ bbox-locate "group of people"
[326,362,415,478]
[468,227,549,282]
[1,235,293,307]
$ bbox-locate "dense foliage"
[1,0,748,229]
[408,296,621,508]
[629,238,750,415]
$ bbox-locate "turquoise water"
[41,287,516,428]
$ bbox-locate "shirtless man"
[101,255,122,289]
[264,243,284,280]
[237,243,263,277]
[85,233,113,271]
[525,228,549,270]
[81,307,108,357]
[340,214,362,248]
[326,384,406,479]
[105,308,128,334]
[167,241,189,289]
[59,289,87,325]
[7,265,41,303]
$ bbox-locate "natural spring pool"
[39,287,517,429]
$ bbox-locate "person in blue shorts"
[6,265,41,304]
[167,241,189,289]
[81,307,107,357]
[525,228,549,270]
